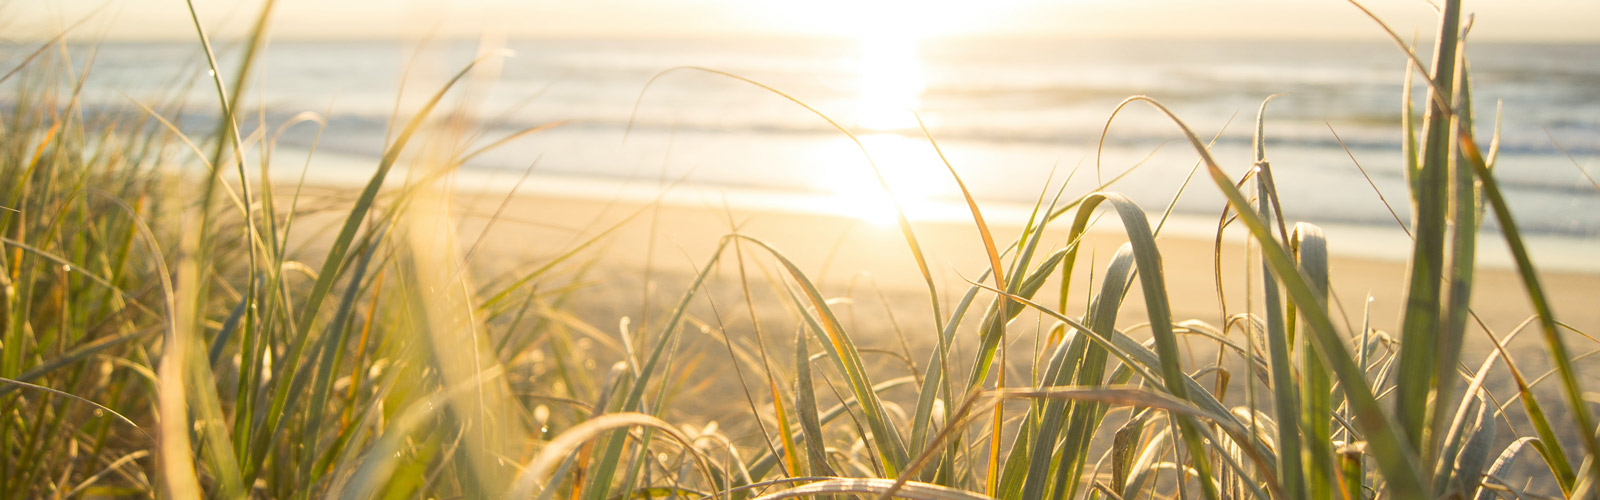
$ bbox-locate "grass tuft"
[0,0,1591,498]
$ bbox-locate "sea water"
[10,37,1598,264]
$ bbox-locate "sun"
[818,134,953,227]
[775,0,984,225]
[853,2,928,131]
[822,2,948,224]
[856,31,925,131]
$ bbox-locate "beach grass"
[1,0,1596,498]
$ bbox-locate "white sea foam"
[12,37,1598,248]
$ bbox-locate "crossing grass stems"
[0,0,1593,498]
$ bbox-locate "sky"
[7,0,1600,42]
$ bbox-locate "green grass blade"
[746,377,918,480]
[1021,245,1135,500]
[731,235,909,476]
[0,325,158,398]
[912,114,1013,496]
[1338,444,1365,500]
[330,370,493,500]
[244,55,489,483]
[584,237,730,500]
[0,377,148,440]
[1458,129,1600,488]
[1451,393,1496,496]
[1394,0,1462,455]
[1480,324,1575,491]
[1034,189,1224,499]
[509,412,712,499]
[908,263,1009,484]
[1110,95,1427,498]
[792,327,833,477]
[1001,386,1271,500]
[1473,437,1536,500]
[1252,117,1306,500]
[963,245,1064,395]
[993,412,1036,499]
[1291,223,1336,500]
[965,282,1257,458]
[298,231,387,485]
[755,478,995,500]
[1431,31,1480,471]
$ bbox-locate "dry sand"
[419,181,1600,337]
[281,177,1600,469]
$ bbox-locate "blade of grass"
[1064,193,1223,499]
[1390,0,1461,456]
[509,412,714,499]
[1326,123,1411,237]
[0,377,148,441]
[730,235,910,476]
[1291,223,1336,500]
[792,325,833,477]
[244,54,492,483]
[1020,245,1135,500]
[1430,28,1480,472]
[1458,129,1600,488]
[334,368,503,500]
[726,214,803,480]
[1249,95,1306,500]
[582,237,731,500]
[1112,95,1428,498]
[911,113,1012,495]
[757,477,994,500]
[635,66,947,340]
[1473,437,1537,500]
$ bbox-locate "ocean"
[11,37,1599,264]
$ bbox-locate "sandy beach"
[11,3,1599,497]
[426,179,1599,332]
[282,173,1600,380]
[384,176,1598,472]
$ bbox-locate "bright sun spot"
[787,0,983,225]
[853,1,930,131]
[856,31,924,131]
[816,1,946,225]
[821,134,950,227]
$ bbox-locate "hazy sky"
[9,0,1600,42]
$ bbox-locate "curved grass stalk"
[1458,128,1600,489]
[755,477,995,500]
[729,234,910,476]
[1109,95,1429,498]
[241,54,499,489]
[1017,245,1135,500]
[631,66,947,341]
[0,377,148,440]
[1060,190,1223,499]
[965,282,1284,500]
[580,234,732,500]
[508,412,716,499]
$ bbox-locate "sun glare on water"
[856,30,924,131]
[820,1,953,226]
[821,134,949,227]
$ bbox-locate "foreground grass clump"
[3,0,1597,498]
[0,43,181,498]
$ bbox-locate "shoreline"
[273,163,1600,342]
[266,146,1600,273]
